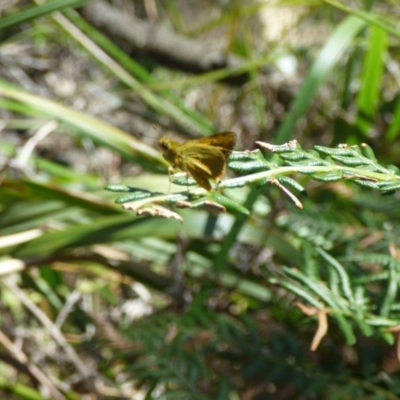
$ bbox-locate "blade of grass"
[275,16,366,144]
[21,180,121,215]
[385,96,400,142]
[12,212,202,258]
[324,0,400,39]
[64,8,214,135]
[0,81,166,171]
[0,379,48,400]
[55,9,214,136]
[142,55,272,92]
[0,0,95,31]
[0,200,73,237]
[355,26,387,136]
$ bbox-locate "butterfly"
[158,132,236,191]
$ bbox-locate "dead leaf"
[174,200,193,208]
[136,205,183,223]
[256,139,299,151]
[295,302,329,351]
[386,326,400,362]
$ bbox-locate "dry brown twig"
[0,329,66,400]
[294,301,329,351]
[1,277,98,394]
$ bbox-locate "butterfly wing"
[182,144,227,190]
[193,132,236,158]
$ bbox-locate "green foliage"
[108,141,400,215]
[1,0,400,399]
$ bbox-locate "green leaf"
[115,192,154,204]
[311,172,343,182]
[228,160,266,172]
[209,193,250,216]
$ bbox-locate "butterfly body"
[158,132,236,191]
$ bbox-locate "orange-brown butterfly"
[157,132,237,191]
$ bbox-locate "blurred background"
[1,1,400,399]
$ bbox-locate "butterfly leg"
[212,179,222,191]
[167,167,176,193]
